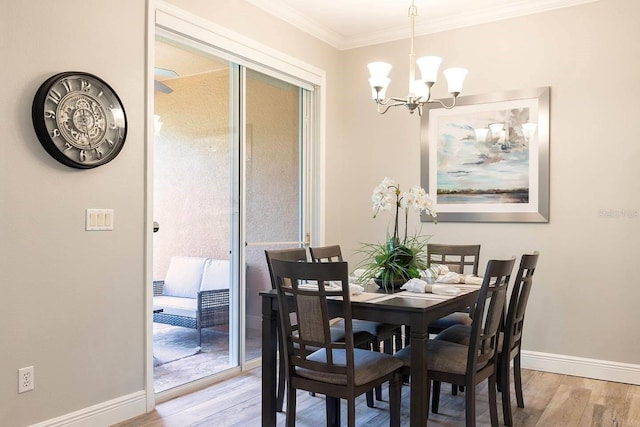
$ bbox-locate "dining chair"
[309,244,403,402]
[434,253,539,425]
[394,257,515,427]
[270,258,403,427]
[499,252,539,425]
[264,248,308,413]
[426,243,481,335]
[425,244,481,396]
[265,248,377,411]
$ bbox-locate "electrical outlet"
[18,366,34,393]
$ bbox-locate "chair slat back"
[309,245,343,262]
[270,259,355,379]
[504,252,539,354]
[468,258,515,371]
[427,244,481,275]
[265,248,308,289]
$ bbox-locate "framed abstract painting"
[420,87,550,222]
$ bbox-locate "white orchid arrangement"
[358,177,438,291]
[372,177,437,245]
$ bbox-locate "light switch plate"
[86,209,114,231]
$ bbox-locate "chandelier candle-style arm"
[368,0,468,115]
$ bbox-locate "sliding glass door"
[152,33,312,392]
[243,68,308,363]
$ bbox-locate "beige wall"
[336,0,640,364]
[1,1,147,425]
[2,0,639,425]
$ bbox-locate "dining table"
[260,282,481,427]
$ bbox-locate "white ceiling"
[246,0,598,50]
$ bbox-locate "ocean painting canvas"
[421,87,550,222]
[435,101,534,205]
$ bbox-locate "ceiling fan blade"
[154,80,173,94]
[154,67,179,78]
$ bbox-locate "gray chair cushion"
[435,325,505,351]
[429,312,472,331]
[434,324,472,344]
[298,348,403,386]
[332,319,382,337]
[394,340,470,375]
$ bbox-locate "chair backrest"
[162,256,208,298]
[264,248,308,290]
[270,259,355,384]
[309,245,343,262]
[200,259,230,291]
[503,252,539,357]
[467,257,515,373]
[427,243,481,275]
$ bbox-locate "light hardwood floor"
[115,368,640,426]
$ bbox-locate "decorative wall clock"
[32,71,127,169]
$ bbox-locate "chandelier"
[368,1,468,115]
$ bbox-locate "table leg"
[410,326,430,427]
[262,297,278,427]
[326,396,341,427]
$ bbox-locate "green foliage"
[355,233,431,292]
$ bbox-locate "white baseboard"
[521,350,640,385]
[31,390,146,427]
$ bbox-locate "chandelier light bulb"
[443,67,468,95]
[368,62,392,80]
[369,77,390,100]
[410,79,429,99]
[416,56,442,84]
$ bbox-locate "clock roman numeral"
[44,110,56,119]
[62,79,72,93]
[47,89,62,105]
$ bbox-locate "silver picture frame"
[420,86,550,223]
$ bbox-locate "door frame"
[145,0,326,410]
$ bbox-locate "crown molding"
[246,0,346,49]
[246,0,599,50]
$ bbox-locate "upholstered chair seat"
[427,312,473,332]
[394,339,485,375]
[300,348,402,385]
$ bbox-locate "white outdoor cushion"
[162,256,207,298]
[201,259,230,291]
[153,295,197,318]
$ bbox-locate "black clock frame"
[32,71,127,169]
